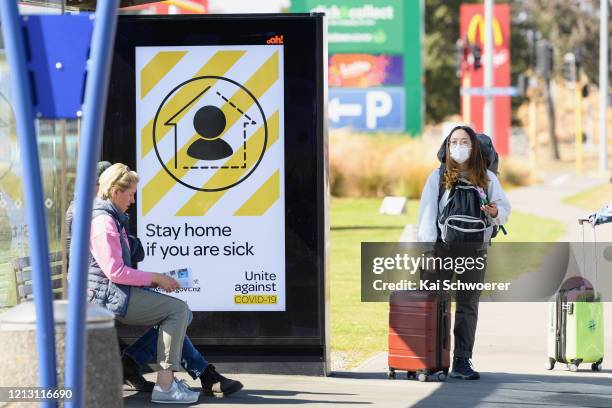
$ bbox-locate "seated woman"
[92,163,243,396]
[88,163,196,404]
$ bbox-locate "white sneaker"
[151,379,199,404]
[176,379,200,399]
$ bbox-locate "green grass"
[330,198,418,367]
[329,197,566,369]
[563,183,612,211]
[501,210,566,242]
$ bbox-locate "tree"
[424,0,533,124]
[424,0,463,124]
[514,0,610,159]
[518,0,605,85]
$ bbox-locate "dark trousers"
[421,244,486,359]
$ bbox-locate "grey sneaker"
[151,379,199,404]
[176,379,200,400]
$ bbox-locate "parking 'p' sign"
[328,88,404,132]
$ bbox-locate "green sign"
[291,0,423,135]
[299,0,404,54]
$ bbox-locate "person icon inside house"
[187,105,233,161]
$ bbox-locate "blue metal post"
[0,3,58,408]
[65,1,119,407]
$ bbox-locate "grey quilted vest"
[87,198,133,318]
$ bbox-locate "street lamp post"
[599,0,608,174]
[483,0,494,139]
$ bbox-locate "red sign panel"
[124,0,208,14]
[460,4,510,155]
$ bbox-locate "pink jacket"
[90,215,152,286]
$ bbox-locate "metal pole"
[599,0,608,174]
[64,1,119,407]
[0,2,58,407]
[463,75,471,123]
[576,78,584,175]
[59,120,68,299]
[529,76,538,172]
[483,0,494,138]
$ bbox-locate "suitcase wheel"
[387,369,396,379]
[437,372,447,382]
[568,363,579,372]
[417,372,428,382]
[545,358,555,370]
[591,362,603,372]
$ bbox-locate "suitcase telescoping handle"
[577,218,599,293]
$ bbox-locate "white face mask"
[450,145,471,164]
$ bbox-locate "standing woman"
[417,125,511,380]
[89,163,199,404]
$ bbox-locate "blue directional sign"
[329,87,405,132]
[460,87,519,97]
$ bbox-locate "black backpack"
[436,133,506,242]
[437,178,490,243]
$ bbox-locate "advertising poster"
[329,54,403,88]
[135,44,285,311]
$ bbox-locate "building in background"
[291,0,424,136]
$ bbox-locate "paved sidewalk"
[124,367,612,407]
[506,171,612,241]
[124,303,612,407]
[123,171,612,407]
[501,171,612,300]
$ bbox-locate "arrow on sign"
[329,97,363,123]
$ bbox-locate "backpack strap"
[437,164,446,204]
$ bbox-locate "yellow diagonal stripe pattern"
[213,51,279,142]
[176,110,279,216]
[140,51,188,99]
[140,50,245,158]
[141,51,280,215]
[233,170,280,216]
[141,133,200,216]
